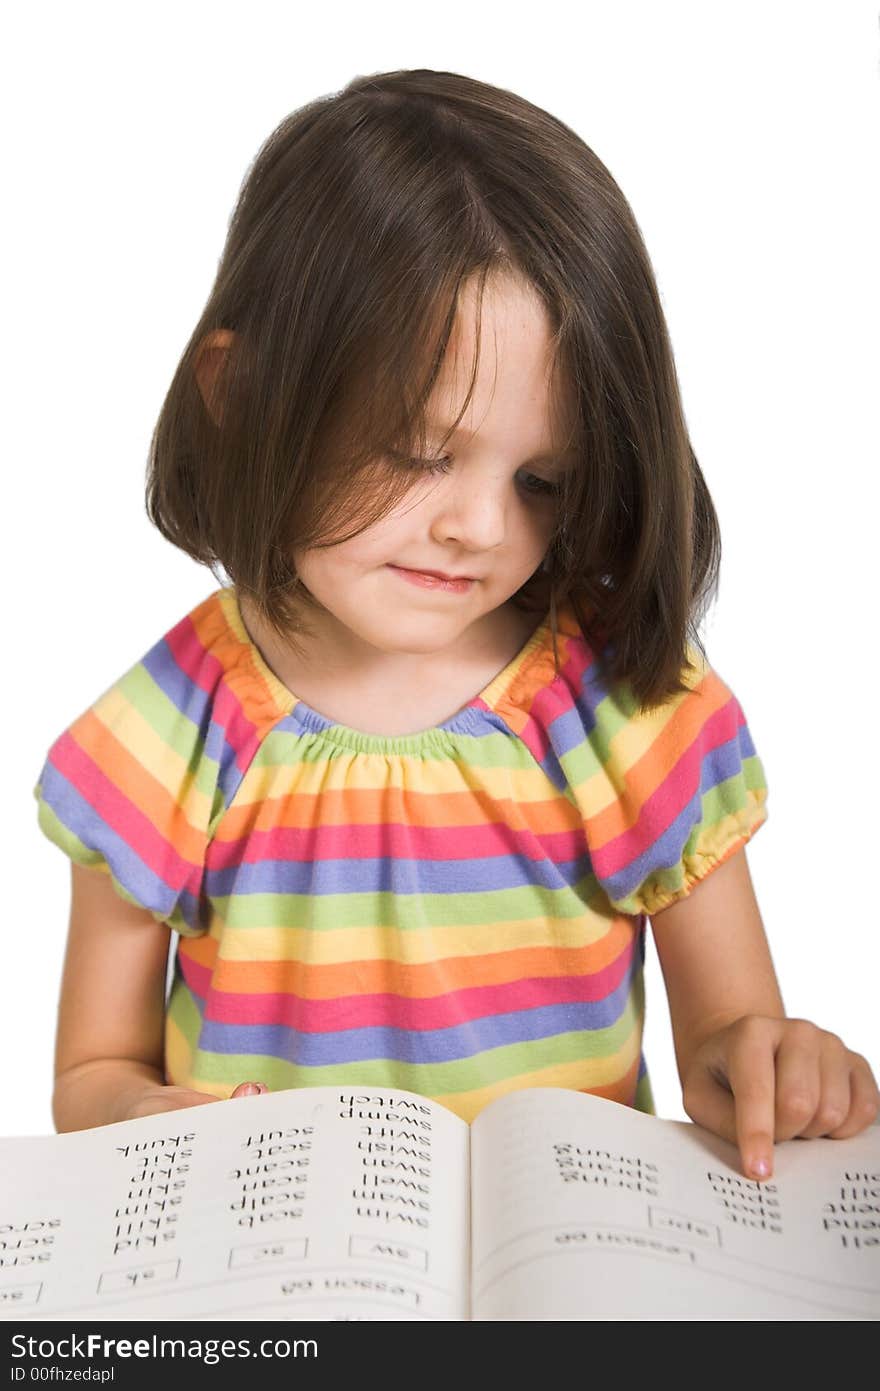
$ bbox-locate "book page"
[0,1087,469,1322]
[470,1089,880,1320]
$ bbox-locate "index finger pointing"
[725,1022,778,1180]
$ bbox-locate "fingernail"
[749,1156,770,1178]
[233,1083,260,1097]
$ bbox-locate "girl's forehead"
[443,271,551,359]
[427,278,576,438]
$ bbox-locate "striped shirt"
[34,586,768,1122]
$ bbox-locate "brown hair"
[146,68,721,710]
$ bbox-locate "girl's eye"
[405,455,454,476]
[518,472,559,497]
[404,456,559,497]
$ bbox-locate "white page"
[470,1089,880,1320]
[0,1087,469,1321]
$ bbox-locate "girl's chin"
[362,609,481,652]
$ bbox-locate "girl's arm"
[53,863,264,1131]
[649,846,879,1179]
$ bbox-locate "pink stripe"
[505,635,596,763]
[213,683,268,775]
[206,818,586,870]
[590,698,745,877]
[50,731,196,888]
[180,948,632,1029]
[164,617,262,773]
[164,616,226,697]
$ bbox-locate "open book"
[1,1086,878,1321]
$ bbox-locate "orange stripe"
[494,637,564,724]
[214,783,583,838]
[69,710,206,864]
[189,591,293,733]
[179,917,637,997]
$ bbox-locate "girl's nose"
[428,475,508,553]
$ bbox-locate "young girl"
[35,68,877,1181]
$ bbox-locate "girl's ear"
[194,329,235,426]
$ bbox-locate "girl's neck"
[236,591,544,735]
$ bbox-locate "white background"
[3,1,878,1136]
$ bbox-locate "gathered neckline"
[219,586,559,756]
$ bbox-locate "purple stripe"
[142,640,214,730]
[141,640,253,816]
[187,967,638,1065]
[600,734,761,904]
[204,847,594,898]
[37,762,201,928]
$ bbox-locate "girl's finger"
[722,1021,779,1180]
[791,1036,851,1140]
[231,1081,269,1098]
[770,1021,827,1141]
[682,1020,780,1179]
[826,1054,880,1139]
[681,1065,738,1149]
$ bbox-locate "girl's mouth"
[386,565,475,594]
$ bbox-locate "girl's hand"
[120,1080,268,1121]
[680,1016,880,1180]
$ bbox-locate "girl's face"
[293,272,575,660]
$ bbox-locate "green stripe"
[699,761,767,825]
[36,793,102,867]
[555,683,639,785]
[256,725,552,772]
[742,755,768,793]
[117,664,220,803]
[633,1068,655,1115]
[209,877,610,931]
[167,974,205,1046]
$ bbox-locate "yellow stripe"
[163,1011,199,1089]
[566,645,713,812]
[603,650,707,765]
[231,750,564,801]
[91,686,215,826]
[213,914,615,964]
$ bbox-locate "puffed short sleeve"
[33,636,225,937]
[561,643,768,917]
